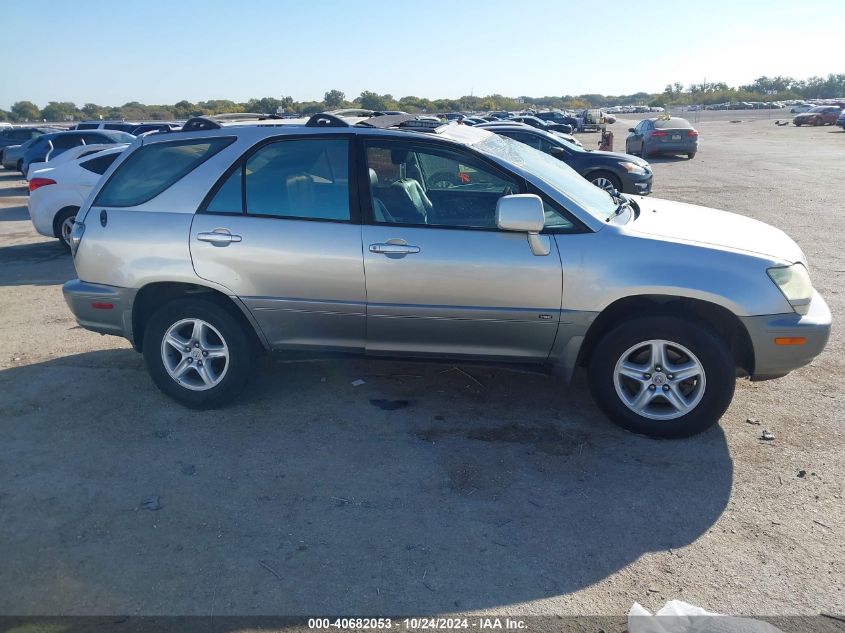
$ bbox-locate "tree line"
[2,74,843,123]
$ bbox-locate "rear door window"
[94,137,233,207]
[206,138,351,221]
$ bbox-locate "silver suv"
[63,113,831,438]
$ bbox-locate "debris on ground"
[440,366,485,389]
[350,379,366,387]
[369,398,411,411]
[141,496,162,511]
[797,469,806,478]
[760,430,775,441]
[629,600,785,632]
[745,417,761,425]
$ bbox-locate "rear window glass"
[80,153,120,175]
[94,137,233,207]
[654,118,692,129]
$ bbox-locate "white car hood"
[626,197,805,264]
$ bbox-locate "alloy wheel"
[613,339,706,420]
[592,176,617,192]
[160,318,230,391]
[60,215,76,247]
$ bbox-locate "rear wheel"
[687,152,696,159]
[814,116,823,126]
[142,298,255,409]
[16,159,24,173]
[53,207,79,251]
[589,171,622,193]
[640,142,650,158]
[588,316,735,438]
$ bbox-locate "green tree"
[81,103,105,119]
[323,89,345,109]
[41,101,79,122]
[358,91,390,111]
[0,109,9,122]
[172,100,199,118]
[11,100,41,122]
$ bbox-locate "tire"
[813,117,823,126]
[587,316,735,438]
[53,206,79,252]
[641,142,650,158]
[589,171,622,193]
[16,159,24,173]
[142,297,255,409]
[687,152,696,160]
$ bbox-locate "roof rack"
[305,113,350,128]
[181,112,285,132]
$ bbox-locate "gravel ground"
[0,112,842,618]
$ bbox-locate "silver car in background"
[62,114,830,438]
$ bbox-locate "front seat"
[373,149,433,224]
[369,168,393,223]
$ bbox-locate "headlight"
[767,263,812,314]
[618,161,647,175]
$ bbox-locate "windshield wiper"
[606,189,631,221]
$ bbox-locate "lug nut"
[197,360,203,367]
[185,346,190,352]
[202,350,208,356]
[643,373,651,379]
[648,385,656,391]
[655,365,662,372]
[667,374,674,379]
[195,342,200,347]
[663,385,670,391]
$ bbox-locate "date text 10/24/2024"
[308,618,528,630]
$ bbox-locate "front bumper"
[620,170,653,195]
[63,279,137,342]
[740,290,832,380]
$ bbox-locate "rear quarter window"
[80,153,121,175]
[94,137,234,207]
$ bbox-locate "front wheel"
[142,298,254,409]
[588,316,735,438]
[589,171,622,193]
[687,152,696,159]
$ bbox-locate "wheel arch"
[131,281,268,353]
[577,294,755,376]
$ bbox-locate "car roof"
[141,113,495,149]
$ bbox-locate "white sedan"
[28,145,127,249]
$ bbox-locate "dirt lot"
[0,113,843,618]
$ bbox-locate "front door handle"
[369,243,420,255]
[197,230,242,246]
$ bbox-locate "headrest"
[368,168,379,188]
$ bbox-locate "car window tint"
[80,153,120,175]
[654,118,692,129]
[95,137,233,207]
[366,142,519,229]
[206,167,243,213]
[76,123,98,130]
[52,135,83,150]
[231,139,350,221]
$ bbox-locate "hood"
[793,112,815,119]
[625,197,805,263]
[589,150,649,167]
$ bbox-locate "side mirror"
[549,145,566,157]
[496,194,550,256]
[628,127,635,132]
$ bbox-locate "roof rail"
[181,117,223,132]
[305,113,350,128]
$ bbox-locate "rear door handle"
[197,230,242,246]
[369,243,420,255]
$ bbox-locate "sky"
[2,0,841,109]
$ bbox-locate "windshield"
[473,132,617,220]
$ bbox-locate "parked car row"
[53,111,830,439]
